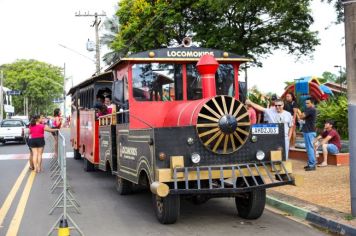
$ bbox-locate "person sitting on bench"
[313,120,341,167]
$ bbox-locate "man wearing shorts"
[313,120,341,167]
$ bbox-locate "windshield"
[132,63,183,101]
[1,120,24,127]
[187,63,235,100]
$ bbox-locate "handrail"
[98,109,130,126]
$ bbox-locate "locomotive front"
[149,54,294,223]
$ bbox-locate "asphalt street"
[0,129,329,236]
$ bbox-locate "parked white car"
[11,115,30,126]
[0,119,26,144]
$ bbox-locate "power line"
[58,44,95,63]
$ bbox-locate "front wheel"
[152,194,180,224]
[235,189,266,219]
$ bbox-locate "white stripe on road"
[0,152,74,160]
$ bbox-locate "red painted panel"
[79,110,99,164]
[94,120,99,163]
[234,63,241,100]
[70,110,79,149]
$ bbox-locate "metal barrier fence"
[47,131,83,236]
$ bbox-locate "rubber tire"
[152,194,180,224]
[235,189,266,219]
[73,149,81,160]
[116,176,132,195]
[83,158,95,172]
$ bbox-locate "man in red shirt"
[313,120,341,167]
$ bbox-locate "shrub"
[316,95,348,139]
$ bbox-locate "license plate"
[251,124,279,134]
[5,136,15,139]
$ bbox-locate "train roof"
[67,70,113,95]
[106,47,252,71]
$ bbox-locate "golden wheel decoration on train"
[196,96,250,154]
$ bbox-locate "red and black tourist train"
[68,45,294,224]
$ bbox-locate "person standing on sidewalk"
[313,120,341,167]
[246,99,293,159]
[284,92,298,148]
[51,108,63,157]
[297,98,317,171]
[246,103,257,125]
[28,115,58,173]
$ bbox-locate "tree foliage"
[248,86,269,107]
[321,0,344,23]
[1,59,64,115]
[109,0,319,65]
[316,95,348,139]
[101,14,121,65]
[321,71,337,83]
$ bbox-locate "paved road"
[0,129,328,236]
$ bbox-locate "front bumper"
[0,136,24,142]
[156,161,294,195]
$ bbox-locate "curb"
[266,195,356,235]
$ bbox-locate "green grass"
[344,214,356,221]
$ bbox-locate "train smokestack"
[196,54,219,98]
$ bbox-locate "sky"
[0,0,346,96]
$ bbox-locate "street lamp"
[334,65,343,93]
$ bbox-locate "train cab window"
[187,63,235,100]
[132,63,183,101]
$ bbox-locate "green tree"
[101,14,121,65]
[110,0,319,64]
[316,95,348,139]
[0,59,64,115]
[321,70,346,85]
[321,71,337,83]
[321,0,344,23]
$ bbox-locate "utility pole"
[75,11,106,74]
[342,0,356,216]
[0,70,3,121]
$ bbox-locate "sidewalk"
[266,159,356,235]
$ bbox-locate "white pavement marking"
[0,152,74,160]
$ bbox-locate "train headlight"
[187,137,194,145]
[256,150,265,161]
[191,153,201,164]
[251,135,258,143]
